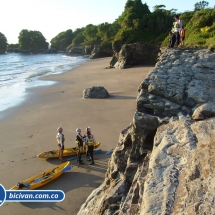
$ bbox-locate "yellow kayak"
[10,161,71,190]
[37,142,101,159]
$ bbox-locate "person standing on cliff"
[76,128,84,164]
[56,127,65,162]
[168,31,176,48]
[85,129,96,165]
[180,26,185,46]
[172,15,182,47]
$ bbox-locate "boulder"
[192,102,215,120]
[83,86,109,99]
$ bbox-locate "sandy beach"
[0,57,153,215]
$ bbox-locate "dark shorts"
[181,36,185,41]
[58,144,64,150]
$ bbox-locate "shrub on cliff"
[0,32,7,54]
[185,8,215,48]
[113,1,174,44]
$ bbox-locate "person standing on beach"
[76,128,84,164]
[56,127,65,162]
[85,129,96,165]
[173,15,182,47]
[84,126,91,160]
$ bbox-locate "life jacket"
[87,135,95,146]
[76,134,83,146]
[56,133,65,144]
[180,29,185,37]
[173,22,180,29]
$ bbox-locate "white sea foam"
[0,53,87,115]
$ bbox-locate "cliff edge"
[78,48,215,215]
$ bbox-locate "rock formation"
[78,48,215,215]
[110,43,160,69]
[83,86,109,99]
[89,45,112,59]
[68,46,84,55]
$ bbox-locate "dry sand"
[0,57,153,215]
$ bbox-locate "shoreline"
[0,53,88,117]
[0,57,153,215]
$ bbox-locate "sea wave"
[0,53,88,114]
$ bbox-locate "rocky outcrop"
[68,46,84,55]
[83,86,109,99]
[78,48,215,215]
[84,45,94,55]
[89,45,112,59]
[110,43,160,69]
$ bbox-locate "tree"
[0,32,7,54]
[50,29,73,51]
[18,29,48,53]
[194,1,209,11]
[153,5,166,11]
[97,22,119,46]
[82,24,100,45]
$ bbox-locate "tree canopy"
[5,0,215,52]
[0,32,7,54]
[50,29,73,51]
[194,1,209,11]
[18,30,48,53]
[49,0,214,50]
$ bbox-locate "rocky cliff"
[78,48,215,215]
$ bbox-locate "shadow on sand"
[108,93,136,100]
[20,153,111,211]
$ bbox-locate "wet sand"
[0,57,153,215]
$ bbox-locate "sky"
[0,0,214,44]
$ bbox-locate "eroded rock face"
[68,46,84,55]
[89,45,112,59]
[78,48,215,215]
[83,86,109,99]
[111,43,160,69]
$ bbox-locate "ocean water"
[0,53,87,115]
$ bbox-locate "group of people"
[56,126,96,165]
[169,15,185,48]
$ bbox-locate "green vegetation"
[3,0,215,52]
[7,43,19,49]
[57,0,214,50]
[50,0,176,49]
[0,32,7,53]
[18,30,49,53]
[50,29,73,51]
[184,8,215,49]
[194,1,209,11]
